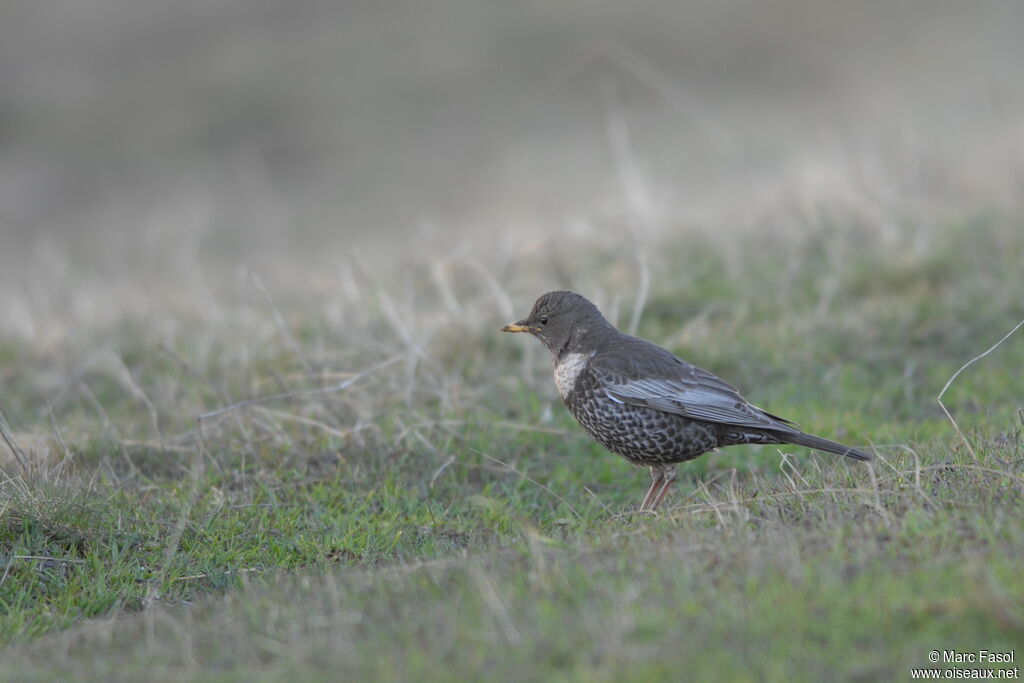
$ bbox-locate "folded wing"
[595,337,799,434]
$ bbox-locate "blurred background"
[2,0,1022,264]
[2,0,1024,389]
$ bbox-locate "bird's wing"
[593,337,798,433]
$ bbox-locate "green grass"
[2,215,1024,681]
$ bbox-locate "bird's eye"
[539,316,549,326]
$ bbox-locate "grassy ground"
[1,208,1023,680]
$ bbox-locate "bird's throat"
[554,351,593,401]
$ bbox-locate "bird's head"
[502,290,610,356]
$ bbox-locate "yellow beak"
[501,319,538,333]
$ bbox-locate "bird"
[501,290,872,512]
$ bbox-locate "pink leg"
[647,465,678,511]
[639,466,665,511]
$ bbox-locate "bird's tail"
[779,431,873,462]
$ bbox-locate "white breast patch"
[554,352,593,400]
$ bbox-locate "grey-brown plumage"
[502,290,872,512]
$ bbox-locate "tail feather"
[779,431,873,462]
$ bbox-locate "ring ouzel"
[502,290,872,512]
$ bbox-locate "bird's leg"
[648,465,678,511]
[639,466,665,512]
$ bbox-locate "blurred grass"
[1,203,1023,680]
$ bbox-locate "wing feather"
[593,336,798,433]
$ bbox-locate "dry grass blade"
[429,455,456,489]
[471,448,582,520]
[937,317,1024,461]
[469,565,523,646]
[196,353,406,426]
[9,555,87,564]
[0,409,29,472]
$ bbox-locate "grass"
[2,205,1024,680]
